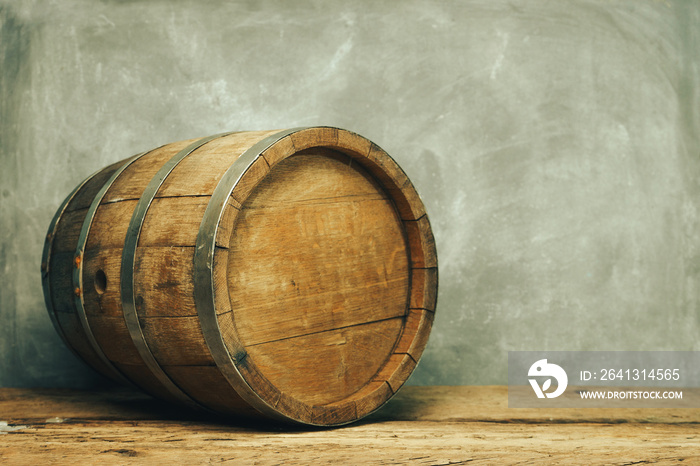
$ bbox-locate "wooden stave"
[43,158,134,382]
[81,131,281,416]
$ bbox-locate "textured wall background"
[1,0,699,388]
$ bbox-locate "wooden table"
[1,386,698,464]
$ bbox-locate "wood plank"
[238,150,381,207]
[348,380,393,416]
[1,386,698,464]
[139,317,215,366]
[393,308,435,362]
[289,126,338,151]
[260,134,295,167]
[229,156,270,206]
[101,138,198,203]
[409,267,438,311]
[85,200,137,250]
[157,130,280,198]
[66,158,127,212]
[372,386,700,424]
[336,128,372,158]
[53,312,115,380]
[213,248,231,313]
[1,419,697,464]
[216,310,245,358]
[310,400,357,426]
[214,198,240,249]
[404,215,438,268]
[111,363,182,406]
[386,177,427,221]
[228,202,409,343]
[2,386,699,424]
[372,353,416,394]
[162,365,260,418]
[48,251,75,312]
[133,246,196,317]
[139,196,210,247]
[82,247,123,316]
[365,142,427,221]
[86,314,142,366]
[227,153,410,347]
[51,208,87,253]
[243,317,404,406]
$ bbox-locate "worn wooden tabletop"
[1,385,698,464]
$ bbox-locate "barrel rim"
[195,126,438,426]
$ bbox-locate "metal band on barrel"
[42,169,103,364]
[120,133,232,409]
[193,127,308,423]
[72,152,149,387]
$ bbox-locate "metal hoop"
[120,133,232,408]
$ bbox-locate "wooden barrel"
[41,127,437,426]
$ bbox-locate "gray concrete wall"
[1,0,699,388]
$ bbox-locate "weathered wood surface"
[1,386,698,464]
[226,152,409,407]
[41,127,436,425]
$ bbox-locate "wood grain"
[81,247,123,316]
[289,126,339,152]
[48,251,75,312]
[225,151,410,409]
[1,386,698,464]
[110,363,183,405]
[53,312,115,379]
[157,130,280,198]
[405,215,438,269]
[85,200,137,250]
[47,162,125,382]
[161,365,259,418]
[229,156,270,206]
[44,127,437,426]
[139,317,215,366]
[367,143,424,218]
[101,138,198,203]
[245,318,404,406]
[260,134,295,167]
[410,267,438,311]
[87,314,143,366]
[51,208,87,253]
[394,308,435,362]
[139,196,210,247]
[227,152,409,346]
[64,159,126,212]
[374,353,417,394]
[133,246,196,317]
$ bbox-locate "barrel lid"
[194,127,437,426]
